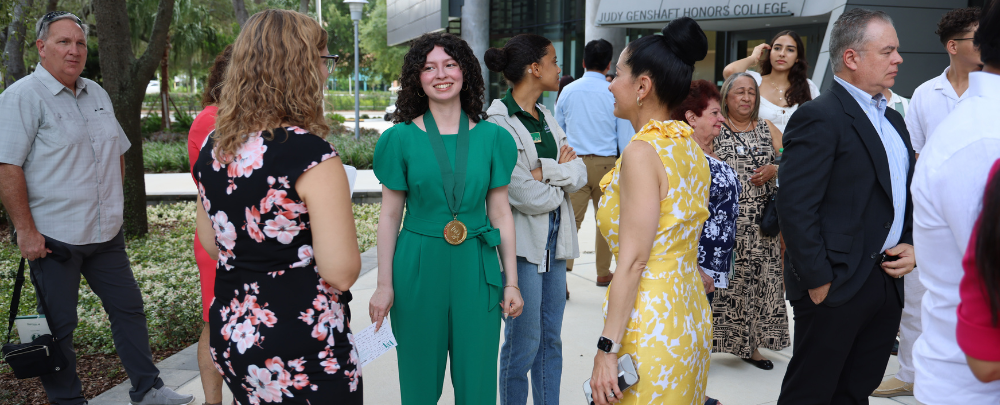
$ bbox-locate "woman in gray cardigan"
[484,34,587,405]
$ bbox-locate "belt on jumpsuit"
[401,215,503,312]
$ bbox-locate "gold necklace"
[728,117,753,133]
[771,81,788,103]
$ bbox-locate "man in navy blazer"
[776,8,917,404]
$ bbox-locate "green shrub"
[327,113,346,125]
[173,109,195,133]
[327,132,379,170]
[144,141,189,173]
[360,114,370,119]
[142,113,163,136]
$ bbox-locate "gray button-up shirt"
[0,65,131,245]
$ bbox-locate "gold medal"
[444,218,468,245]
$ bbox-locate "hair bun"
[661,17,708,66]
[484,47,508,72]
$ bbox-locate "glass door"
[728,24,826,78]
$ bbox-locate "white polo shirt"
[911,71,1000,404]
[905,67,973,154]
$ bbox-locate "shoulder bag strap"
[5,258,26,344]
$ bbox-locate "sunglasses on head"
[37,11,83,37]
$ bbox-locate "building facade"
[388,0,985,111]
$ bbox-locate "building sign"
[596,0,807,25]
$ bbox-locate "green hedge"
[0,201,380,359]
[144,141,189,173]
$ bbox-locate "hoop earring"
[418,89,426,98]
[462,83,469,92]
[636,95,643,107]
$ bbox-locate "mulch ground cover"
[0,348,183,405]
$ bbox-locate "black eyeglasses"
[37,11,83,37]
[321,55,340,74]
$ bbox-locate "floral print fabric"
[699,156,740,288]
[194,127,361,404]
[596,120,713,404]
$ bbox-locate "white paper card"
[354,317,398,369]
[15,315,51,344]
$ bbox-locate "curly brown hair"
[201,45,233,107]
[213,9,329,163]
[761,30,812,108]
[936,7,981,45]
[393,32,487,124]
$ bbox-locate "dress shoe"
[597,274,613,286]
[742,357,774,370]
[871,376,913,397]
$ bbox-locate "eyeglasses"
[37,11,83,38]
[321,55,340,74]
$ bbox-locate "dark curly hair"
[201,45,233,107]
[936,7,981,45]
[669,80,721,122]
[393,32,487,124]
[976,0,999,67]
[484,34,552,85]
[761,30,812,108]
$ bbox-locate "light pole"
[345,0,368,140]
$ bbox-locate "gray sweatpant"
[29,229,162,404]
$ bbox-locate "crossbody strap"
[5,258,26,344]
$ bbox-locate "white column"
[812,5,845,88]
[585,0,626,74]
[462,1,490,102]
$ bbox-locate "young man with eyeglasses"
[872,6,983,399]
[0,12,193,405]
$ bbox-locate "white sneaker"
[130,386,195,405]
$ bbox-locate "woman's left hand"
[591,351,623,404]
[750,164,777,187]
[502,286,524,319]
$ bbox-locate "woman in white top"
[722,30,820,133]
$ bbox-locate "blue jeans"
[499,210,566,405]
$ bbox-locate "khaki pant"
[568,155,616,277]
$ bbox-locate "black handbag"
[728,122,781,237]
[1,258,68,379]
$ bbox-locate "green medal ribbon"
[423,109,470,218]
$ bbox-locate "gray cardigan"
[486,99,587,264]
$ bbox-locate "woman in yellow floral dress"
[589,17,713,405]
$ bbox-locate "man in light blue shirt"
[554,39,634,286]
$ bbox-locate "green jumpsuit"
[373,119,517,404]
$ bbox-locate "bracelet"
[504,285,520,291]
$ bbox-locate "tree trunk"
[92,0,175,237]
[46,0,58,12]
[298,0,309,14]
[3,0,33,89]
[232,0,249,28]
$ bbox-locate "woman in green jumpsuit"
[368,32,523,404]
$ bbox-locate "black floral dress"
[193,127,362,404]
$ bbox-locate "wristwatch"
[597,336,621,354]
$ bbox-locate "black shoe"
[742,357,774,370]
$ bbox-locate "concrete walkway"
[90,208,917,405]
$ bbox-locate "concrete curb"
[88,245,379,405]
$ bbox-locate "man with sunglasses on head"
[0,12,194,405]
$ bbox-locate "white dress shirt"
[906,67,974,154]
[911,71,1000,404]
[554,71,634,156]
[745,70,820,133]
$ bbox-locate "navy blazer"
[777,80,914,307]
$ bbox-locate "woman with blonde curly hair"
[192,9,363,404]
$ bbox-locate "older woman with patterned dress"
[711,72,789,371]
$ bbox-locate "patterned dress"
[596,120,712,404]
[710,119,790,358]
[700,155,740,288]
[194,127,362,404]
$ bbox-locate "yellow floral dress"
[596,120,712,404]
